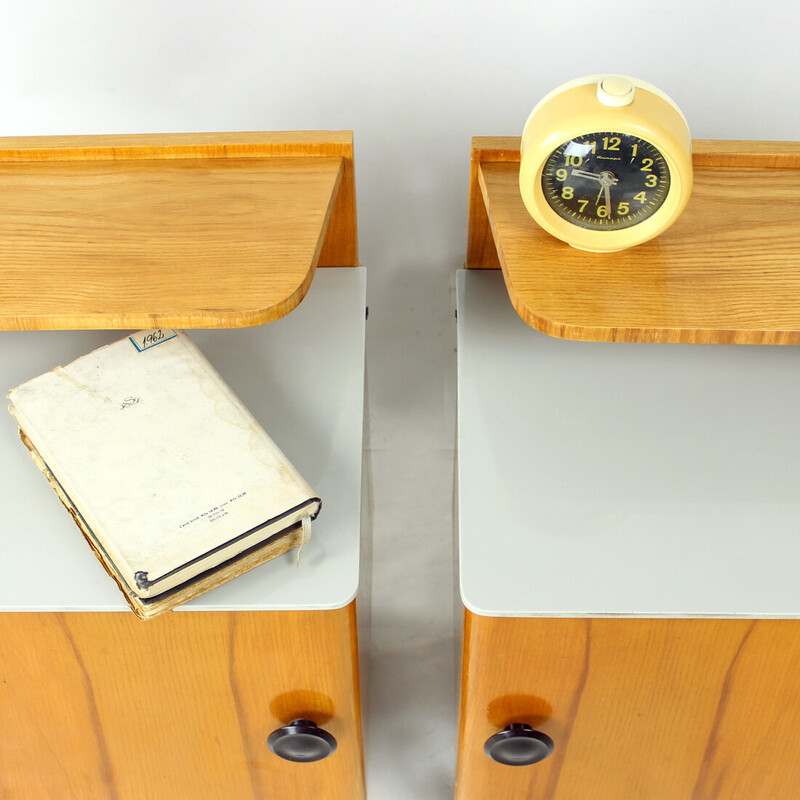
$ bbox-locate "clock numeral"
[577,199,589,213]
[645,174,658,188]
[634,191,648,204]
[555,168,568,182]
[582,141,597,154]
[565,155,584,167]
[597,205,610,218]
[561,186,574,199]
[631,143,639,158]
[640,158,654,172]
[602,136,621,151]
[618,202,630,216]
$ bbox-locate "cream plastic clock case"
[519,74,693,253]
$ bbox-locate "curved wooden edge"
[500,299,800,346]
[3,270,318,332]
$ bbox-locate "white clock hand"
[571,168,605,182]
[572,168,620,186]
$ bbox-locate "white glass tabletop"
[0,268,365,612]
[458,268,800,618]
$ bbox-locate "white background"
[2,2,798,797]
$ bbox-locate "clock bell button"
[597,76,635,107]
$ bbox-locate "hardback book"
[7,329,321,619]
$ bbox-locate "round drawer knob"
[267,719,338,763]
[484,724,554,766]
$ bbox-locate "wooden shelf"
[0,131,358,330]
[467,137,800,344]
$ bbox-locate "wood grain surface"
[466,137,800,344]
[0,132,358,331]
[0,603,365,799]
[456,611,800,800]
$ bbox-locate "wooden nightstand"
[455,137,800,799]
[0,134,366,799]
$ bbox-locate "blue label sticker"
[129,329,178,352]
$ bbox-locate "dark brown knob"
[267,719,337,763]
[484,724,554,766]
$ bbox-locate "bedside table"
[455,268,800,800]
[0,128,366,798]
[1,268,366,799]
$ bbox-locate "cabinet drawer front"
[0,605,364,800]
[457,613,800,800]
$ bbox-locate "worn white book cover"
[7,329,321,617]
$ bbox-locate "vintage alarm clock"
[519,75,692,252]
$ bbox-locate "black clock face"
[540,133,670,230]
